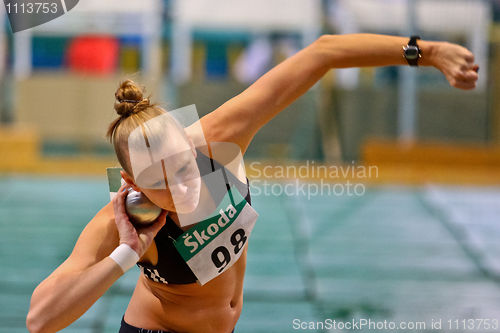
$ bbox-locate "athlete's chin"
[173,196,200,214]
[174,188,201,213]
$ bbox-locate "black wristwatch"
[403,36,421,66]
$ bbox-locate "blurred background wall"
[2,1,500,332]
[0,0,497,172]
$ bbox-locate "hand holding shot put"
[112,184,167,261]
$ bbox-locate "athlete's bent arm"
[26,186,166,333]
[203,33,479,152]
[26,254,123,333]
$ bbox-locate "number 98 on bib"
[174,187,258,285]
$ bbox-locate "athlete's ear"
[120,170,141,192]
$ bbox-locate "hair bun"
[114,80,150,117]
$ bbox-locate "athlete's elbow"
[316,33,335,45]
[311,34,337,69]
[26,312,59,333]
[26,298,55,333]
[26,309,46,333]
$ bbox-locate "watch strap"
[409,35,420,46]
[405,35,421,66]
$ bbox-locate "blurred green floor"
[2,176,500,332]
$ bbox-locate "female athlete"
[27,34,478,333]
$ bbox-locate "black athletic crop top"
[137,149,252,285]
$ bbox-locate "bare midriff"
[124,247,247,333]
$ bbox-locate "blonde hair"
[107,80,165,177]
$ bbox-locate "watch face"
[405,46,419,60]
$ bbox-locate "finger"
[453,80,476,90]
[461,70,479,82]
[118,183,130,193]
[113,185,129,203]
[157,210,168,222]
[452,69,478,86]
[151,210,168,231]
[113,188,127,208]
[113,188,131,225]
[464,50,475,64]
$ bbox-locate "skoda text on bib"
[174,187,258,285]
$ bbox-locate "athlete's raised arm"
[201,34,478,153]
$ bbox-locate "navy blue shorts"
[119,316,234,333]
[119,316,172,333]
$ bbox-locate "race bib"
[174,187,258,285]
